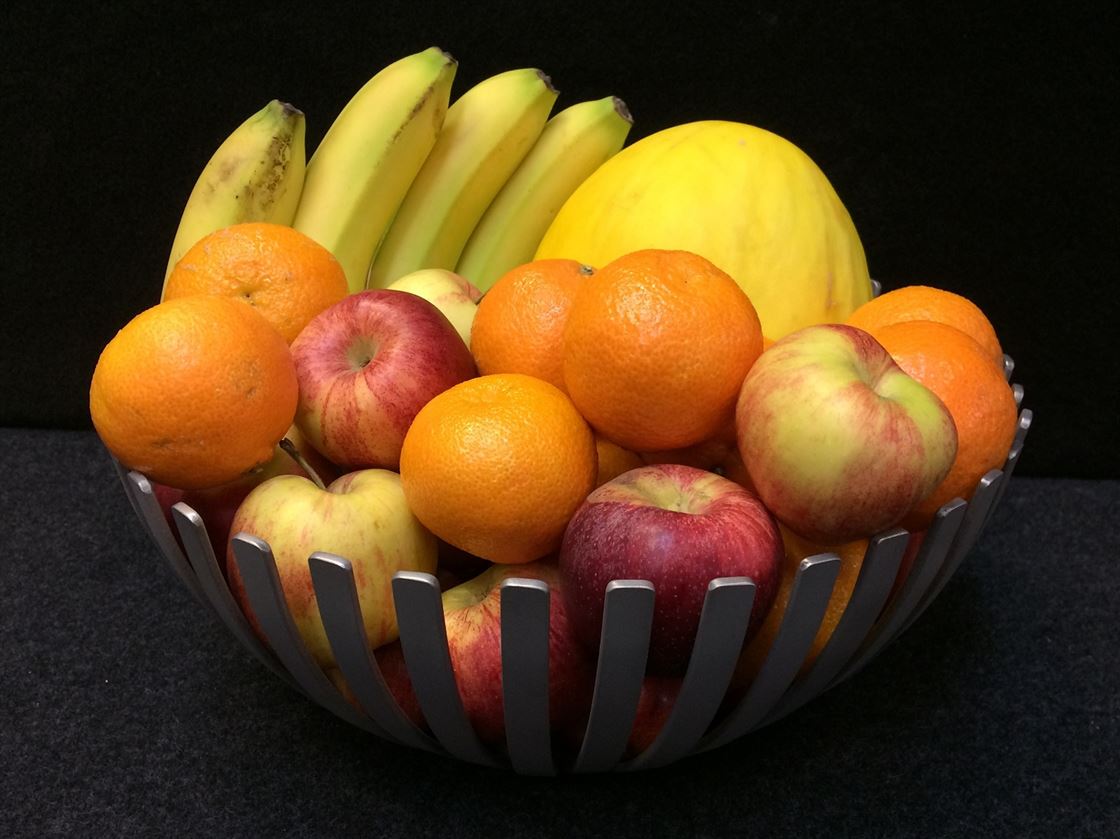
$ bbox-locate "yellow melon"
[535,120,873,340]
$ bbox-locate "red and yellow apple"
[374,561,595,747]
[226,468,437,668]
[290,289,476,470]
[735,324,958,544]
[558,463,784,675]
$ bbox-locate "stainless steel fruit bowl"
[115,361,1031,776]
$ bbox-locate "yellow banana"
[366,68,558,289]
[161,100,306,297]
[292,47,457,293]
[455,96,632,291]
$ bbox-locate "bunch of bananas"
[160,46,633,299]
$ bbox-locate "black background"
[2,1,1117,476]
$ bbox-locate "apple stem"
[279,437,326,491]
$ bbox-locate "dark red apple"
[559,463,783,675]
[627,675,683,757]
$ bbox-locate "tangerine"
[562,249,764,451]
[469,258,593,391]
[164,221,349,344]
[594,433,644,487]
[89,295,298,490]
[399,373,597,564]
[871,320,1018,529]
[734,528,869,684]
[847,284,1004,369]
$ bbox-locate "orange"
[90,295,298,490]
[469,258,593,391]
[594,433,644,487]
[563,249,764,451]
[164,221,349,344]
[734,528,869,685]
[871,320,1018,529]
[399,373,597,564]
[847,284,1004,369]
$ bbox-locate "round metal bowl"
[115,359,1031,776]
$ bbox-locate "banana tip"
[423,46,457,68]
[277,101,304,118]
[612,96,633,125]
[536,69,558,95]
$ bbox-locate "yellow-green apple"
[373,561,595,747]
[226,468,437,668]
[385,268,483,348]
[558,463,783,675]
[152,426,340,576]
[291,289,477,470]
[735,324,958,545]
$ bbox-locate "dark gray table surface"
[2,428,1117,838]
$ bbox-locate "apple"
[557,673,684,759]
[627,675,682,757]
[291,289,477,470]
[226,467,438,668]
[323,666,363,715]
[373,561,595,747]
[367,640,427,729]
[154,479,256,578]
[558,463,784,676]
[735,323,958,545]
[321,644,429,729]
[152,425,340,573]
[385,268,483,348]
